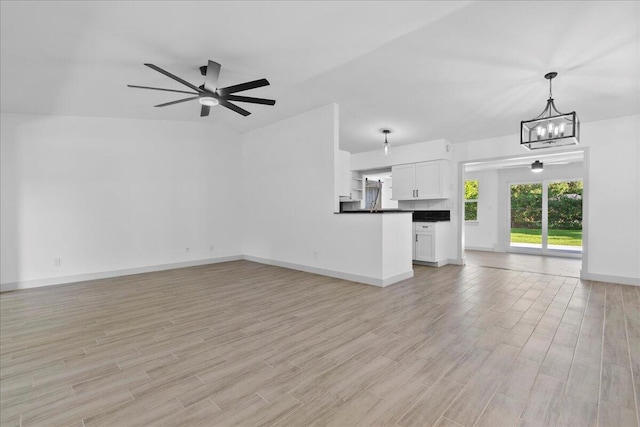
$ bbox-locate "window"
[465,179,478,221]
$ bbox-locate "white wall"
[3,109,636,289]
[241,104,413,285]
[455,114,640,285]
[1,113,243,289]
[580,115,639,283]
[464,169,499,251]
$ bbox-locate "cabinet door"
[391,164,415,200]
[415,232,435,261]
[415,161,441,199]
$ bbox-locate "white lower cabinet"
[413,222,450,265]
[415,232,435,261]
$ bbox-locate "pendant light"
[521,72,580,150]
[531,160,544,173]
[381,129,392,155]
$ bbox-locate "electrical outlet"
[53,257,61,267]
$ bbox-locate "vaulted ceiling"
[1,1,638,153]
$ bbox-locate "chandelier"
[521,72,579,150]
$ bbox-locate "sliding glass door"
[547,181,583,252]
[510,180,582,255]
[510,183,543,249]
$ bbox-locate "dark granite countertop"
[335,209,451,221]
[335,209,412,214]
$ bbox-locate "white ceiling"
[2,1,638,153]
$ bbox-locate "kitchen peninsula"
[331,210,413,287]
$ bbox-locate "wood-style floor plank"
[1,259,639,426]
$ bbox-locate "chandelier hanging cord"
[533,71,563,120]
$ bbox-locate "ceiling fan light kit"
[199,96,218,107]
[521,71,580,150]
[128,59,275,117]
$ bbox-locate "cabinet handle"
[416,234,418,242]
[416,189,419,198]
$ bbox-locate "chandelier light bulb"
[380,128,392,156]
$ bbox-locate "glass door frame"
[507,177,582,258]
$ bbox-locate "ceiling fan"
[128,60,275,117]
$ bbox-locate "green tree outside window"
[465,180,478,221]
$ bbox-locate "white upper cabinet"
[391,164,416,200]
[415,161,447,199]
[392,160,449,200]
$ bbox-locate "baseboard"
[580,271,640,287]
[412,258,464,267]
[381,271,415,287]
[0,255,243,292]
[243,255,413,287]
[413,260,446,267]
[464,246,495,252]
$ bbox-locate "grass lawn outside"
[510,228,582,247]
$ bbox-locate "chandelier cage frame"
[521,72,580,150]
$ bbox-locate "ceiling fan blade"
[200,105,211,117]
[127,85,198,95]
[154,96,199,108]
[225,95,276,106]
[219,99,251,116]
[218,78,270,96]
[144,63,202,93]
[204,60,221,92]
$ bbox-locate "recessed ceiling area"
[1,1,638,153]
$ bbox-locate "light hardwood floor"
[1,260,639,426]
[465,250,582,278]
